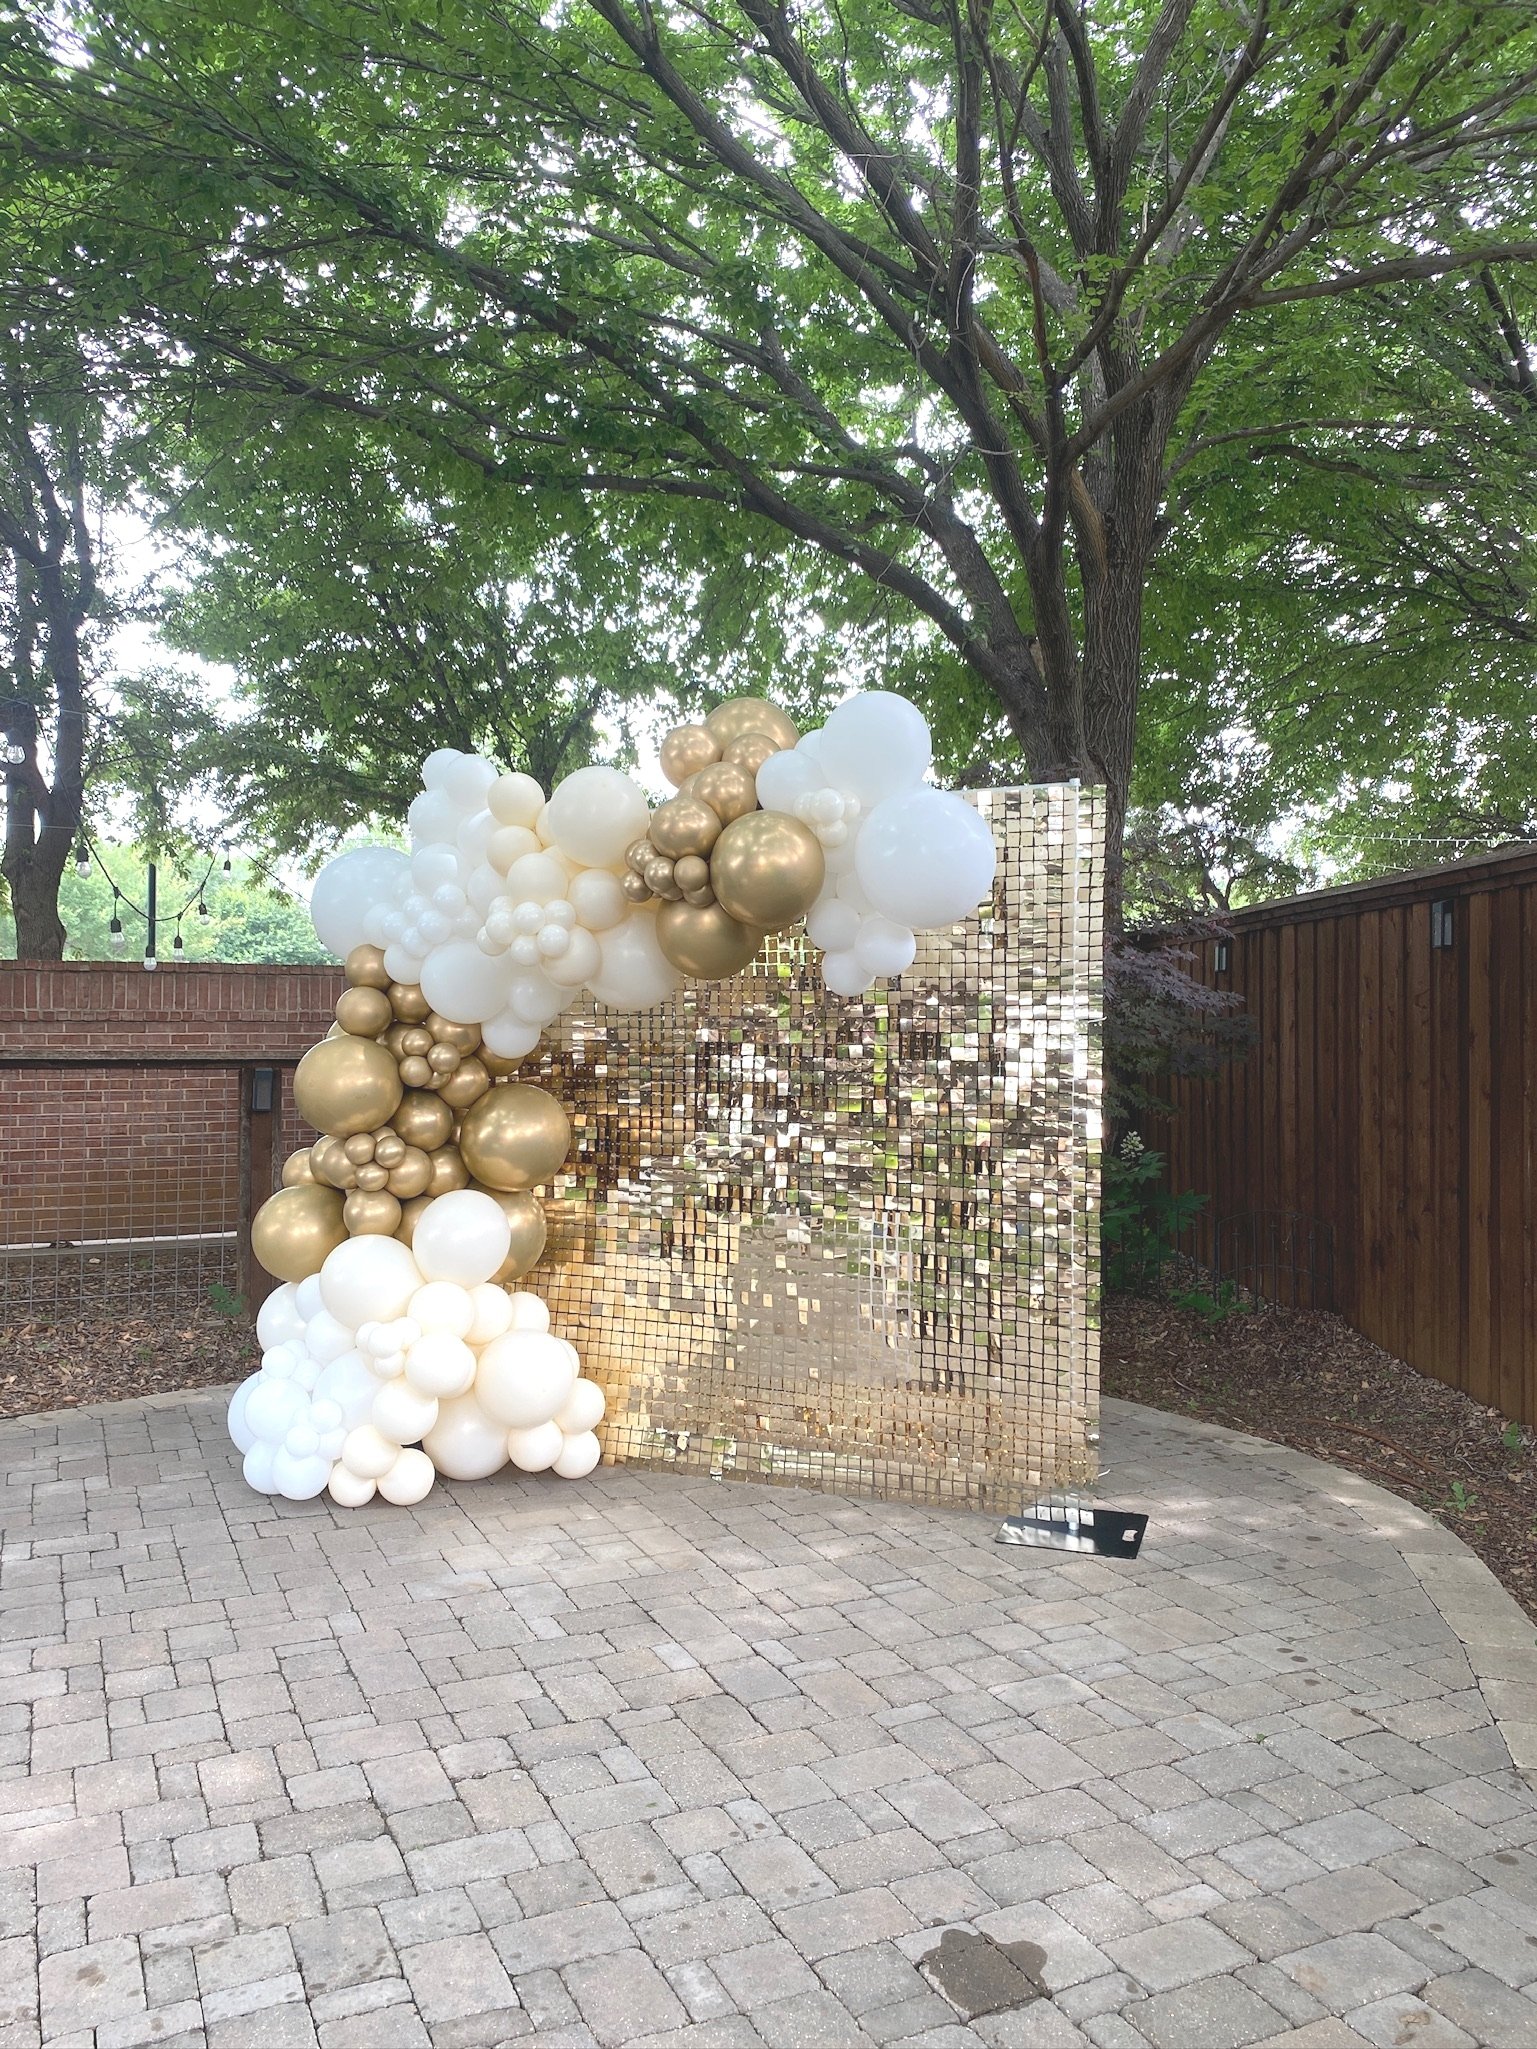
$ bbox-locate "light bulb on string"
[73,841,90,878]
[172,927,185,957]
[109,887,125,956]
[222,847,232,873]
[197,896,209,920]
[143,947,158,973]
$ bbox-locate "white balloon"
[256,1284,305,1350]
[542,925,601,988]
[383,941,426,985]
[416,908,452,947]
[272,1447,332,1500]
[553,1430,603,1479]
[567,869,627,933]
[408,787,460,845]
[372,1377,440,1444]
[228,1375,260,1455]
[507,1421,564,1472]
[542,766,651,869]
[328,1465,376,1508]
[411,1189,513,1288]
[476,1330,578,1429]
[554,1378,607,1435]
[817,691,932,806]
[411,843,461,893]
[510,970,570,1026]
[420,941,513,1025]
[424,1392,512,1478]
[821,949,873,998]
[378,1447,437,1505]
[489,824,540,874]
[243,1442,279,1493]
[855,787,997,929]
[440,754,499,809]
[404,1331,477,1399]
[466,863,504,914]
[456,809,496,865]
[312,1352,377,1430]
[854,915,917,978]
[835,870,873,910]
[588,914,683,1011]
[408,1281,475,1339]
[341,1424,401,1480]
[309,846,412,959]
[465,1283,516,1346]
[302,1309,354,1366]
[481,1010,542,1060]
[506,1290,552,1333]
[245,1375,310,1445]
[320,1236,422,1330]
[295,1274,326,1320]
[488,772,546,828]
[756,746,824,816]
[421,748,463,790]
[805,898,861,954]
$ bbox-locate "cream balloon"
[302,1309,354,1366]
[540,925,601,989]
[554,1378,607,1435]
[403,1332,477,1399]
[407,1281,475,1339]
[378,1447,436,1505]
[554,1431,603,1479]
[372,1377,440,1444]
[422,1393,511,1479]
[507,1421,564,1472]
[506,1291,552,1333]
[489,772,545,828]
[475,1330,578,1429]
[504,851,569,904]
[588,913,684,1010]
[567,868,628,932]
[327,1465,377,1507]
[341,1424,401,1480]
[481,1011,543,1060]
[465,1283,515,1346]
[542,766,652,869]
[488,825,540,874]
[319,1235,422,1330]
[409,1189,513,1287]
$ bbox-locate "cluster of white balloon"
[232,690,996,1506]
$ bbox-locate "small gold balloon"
[382,1022,411,1058]
[684,886,717,908]
[704,697,799,750]
[399,1055,434,1089]
[344,1188,402,1236]
[437,1056,491,1111]
[480,1049,528,1079]
[393,1089,455,1151]
[389,981,431,1023]
[354,1161,390,1193]
[426,1014,481,1053]
[281,1147,317,1188]
[310,1136,355,1189]
[387,1145,433,1199]
[625,837,653,875]
[334,985,393,1038]
[723,731,779,779]
[459,1082,571,1192]
[471,1185,549,1284]
[373,1131,407,1170]
[344,943,391,990]
[343,1132,376,1165]
[656,900,765,980]
[710,811,826,931]
[692,760,758,824]
[395,1194,432,1246]
[400,1026,434,1057]
[427,1042,461,1075]
[622,871,654,904]
[427,1144,470,1196]
[251,1184,347,1283]
[293,1034,403,1138]
[660,723,722,786]
[674,854,710,893]
[649,794,723,860]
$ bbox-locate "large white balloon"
[423,1393,511,1479]
[256,1285,305,1351]
[476,1330,578,1429]
[309,845,413,959]
[855,787,997,929]
[756,746,823,816]
[816,692,932,806]
[411,1190,513,1288]
[542,767,651,869]
[319,1236,422,1330]
[420,941,513,1025]
[228,1375,260,1455]
[481,1011,543,1060]
[589,914,683,1011]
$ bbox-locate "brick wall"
[0,963,339,1247]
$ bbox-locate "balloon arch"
[231,691,997,1506]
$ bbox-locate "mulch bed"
[1104,1288,1537,1624]
[0,1306,252,1421]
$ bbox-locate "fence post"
[239,1064,279,1321]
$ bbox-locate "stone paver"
[2,1390,1535,2047]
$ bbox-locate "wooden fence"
[1156,844,1537,1428]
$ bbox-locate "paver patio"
[3,1391,1536,2049]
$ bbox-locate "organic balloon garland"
[232,690,997,1506]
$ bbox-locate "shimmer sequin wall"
[525,786,1102,1509]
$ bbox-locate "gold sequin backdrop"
[526,787,1102,1509]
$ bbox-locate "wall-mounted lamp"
[1430,899,1454,951]
[1214,939,1232,974]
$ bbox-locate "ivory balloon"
[507,1421,564,1472]
[252,1186,347,1284]
[660,723,721,786]
[567,869,627,932]
[507,1290,551,1333]
[554,1378,607,1434]
[465,1282,515,1345]
[588,914,683,1010]
[541,926,601,989]
[655,901,763,980]
[488,771,545,828]
[378,1447,436,1505]
[408,1281,474,1338]
[410,1188,513,1286]
[459,1084,571,1192]
[423,1393,510,1479]
[710,812,825,931]
[476,1330,578,1430]
[481,1011,543,1060]
[470,1187,548,1283]
[328,1466,377,1507]
[553,1430,603,1479]
[372,1377,439,1444]
[293,1035,403,1138]
[319,1232,422,1327]
[705,697,799,750]
[341,1424,401,1480]
[542,766,652,869]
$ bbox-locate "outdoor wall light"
[1431,898,1454,950]
[1214,939,1232,973]
[3,741,22,767]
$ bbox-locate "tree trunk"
[5,822,69,958]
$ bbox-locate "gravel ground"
[1104,1287,1537,1624]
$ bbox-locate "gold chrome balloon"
[723,731,779,779]
[334,985,393,1038]
[281,1147,317,1188]
[373,1131,407,1171]
[427,1144,470,1195]
[656,901,764,980]
[343,1132,376,1165]
[251,1184,347,1282]
[472,1184,549,1283]
[649,793,722,860]
[622,871,654,904]
[710,812,825,931]
[427,1042,461,1075]
[704,697,798,750]
[437,1056,491,1111]
[393,1089,455,1151]
[389,981,431,1023]
[691,760,757,824]
[344,942,392,990]
[386,1145,433,1198]
[310,1136,355,1189]
[400,1026,434,1057]
[427,1014,482,1053]
[673,854,710,895]
[344,1188,403,1236]
[399,1055,433,1090]
[354,1161,389,1193]
[660,723,722,786]
[459,1082,571,1192]
[293,1035,404,1138]
[480,1049,528,1079]
[395,1194,431,1246]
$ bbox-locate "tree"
[10,0,1535,905]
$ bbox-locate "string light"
[109,885,124,956]
[73,841,90,878]
[172,925,185,956]
[222,847,233,873]
[197,895,209,920]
